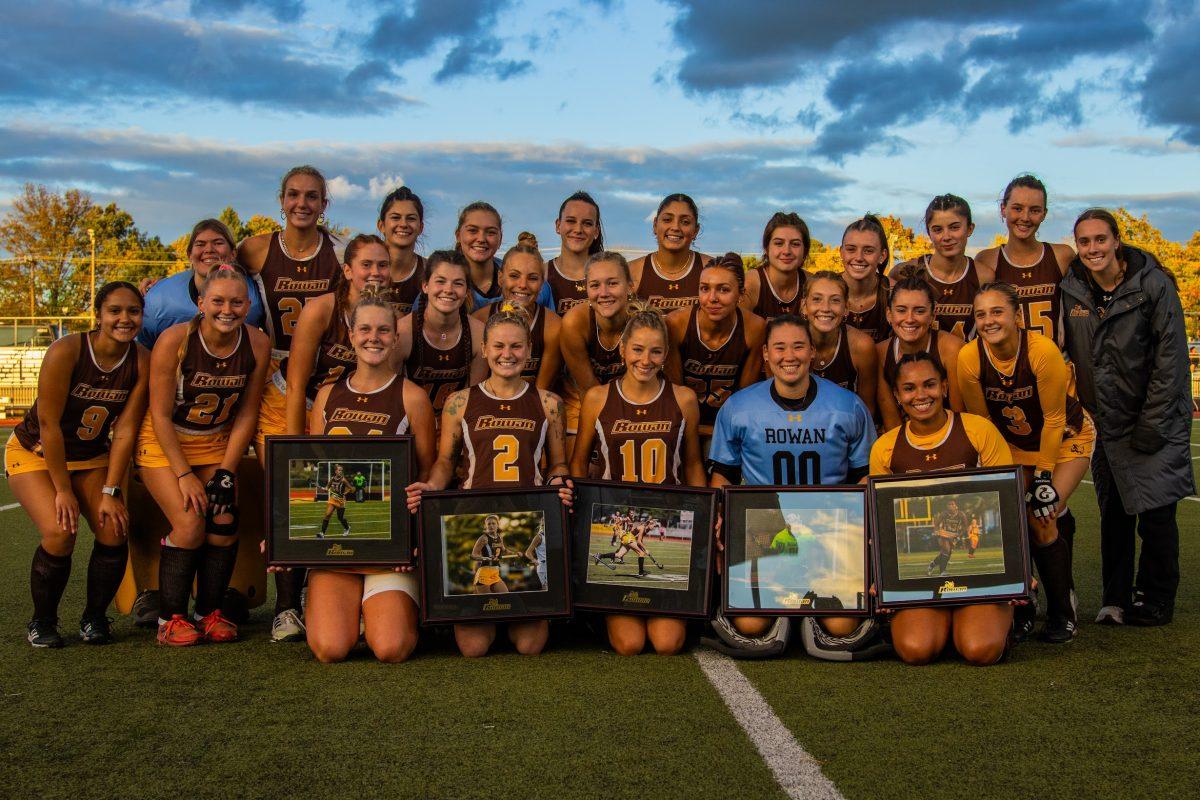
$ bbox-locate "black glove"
[206,469,237,514]
[1025,471,1059,522]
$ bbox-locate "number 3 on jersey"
[618,438,666,483]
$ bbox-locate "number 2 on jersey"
[618,438,666,483]
[493,434,520,482]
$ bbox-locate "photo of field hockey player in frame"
[722,487,868,617]
[419,487,570,625]
[569,480,715,617]
[870,468,1031,609]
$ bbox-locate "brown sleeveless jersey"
[546,258,588,315]
[994,245,1063,345]
[14,334,139,461]
[387,254,426,315]
[405,309,473,415]
[461,383,548,489]
[889,412,981,473]
[486,301,546,383]
[881,334,943,389]
[920,256,980,341]
[172,325,257,433]
[258,232,340,357]
[322,373,412,435]
[978,329,1085,453]
[586,306,626,384]
[846,279,892,343]
[751,266,804,319]
[637,252,705,311]
[810,328,858,392]
[595,380,685,485]
[304,308,355,401]
[679,306,748,429]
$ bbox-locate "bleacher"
[0,345,49,419]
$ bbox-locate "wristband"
[176,470,193,480]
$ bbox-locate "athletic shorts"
[362,571,419,604]
[536,562,547,587]
[4,434,108,477]
[327,497,346,510]
[134,415,230,469]
[1011,412,1096,466]
[254,373,288,454]
[474,566,502,586]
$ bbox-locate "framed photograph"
[722,486,869,616]
[869,467,1032,608]
[569,480,716,617]
[418,487,570,624]
[266,435,413,567]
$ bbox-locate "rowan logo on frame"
[938,580,968,594]
[621,591,653,606]
[326,543,354,556]
[482,598,513,612]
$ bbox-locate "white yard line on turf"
[1080,479,1200,503]
[0,503,20,512]
[695,648,846,800]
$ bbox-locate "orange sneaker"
[157,614,202,647]
[198,609,238,643]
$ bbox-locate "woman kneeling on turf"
[571,304,706,655]
[406,304,571,657]
[306,292,436,662]
[9,283,150,647]
[137,266,270,646]
[869,352,1017,666]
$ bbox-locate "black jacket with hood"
[1060,244,1195,514]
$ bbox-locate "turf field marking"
[1080,479,1200,503]
[695,648,845,800]
[0,502,19,512]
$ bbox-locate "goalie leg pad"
[700,611,792,659]
[800,617,892,662]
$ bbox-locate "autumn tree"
[0,184,174,316]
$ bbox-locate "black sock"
[320,517,330,533]
[337,509,347,528]
[195,543,238,617]
[159,545,201,619]
[84,541,128,619]
[30,546,72,622]
[274,568,307,615]
[638,557,645,573]
[1033,536,1074,622]
[1057,511,1076,590]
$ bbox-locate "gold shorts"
[563,392,581,435]
[4,434,108,477]
[474,566,502,586]
[254,377,288,454]
[326,496,346,510]
[1011,412,1096,467]
[134,415,231,469]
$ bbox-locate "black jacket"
[1060,245,1195,513]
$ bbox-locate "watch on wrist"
[102,485,123,500]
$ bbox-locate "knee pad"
[205,505,240,537]
[700,611,792,659]
[800,617,892,662]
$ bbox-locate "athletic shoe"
[1126,600,1173,627]
[198,609,238,643]
[1037,616,1077,644]
[1012,602,1037,644]
[130,589,160,628]
[271,608,306,642]
[316,532,324,539]
[342,527,350,536]
[157,614,202,647]
[27,619,64,649]
[79,616,114,645]
[1095,605,1124,625]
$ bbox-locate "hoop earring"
[318,213,327,226]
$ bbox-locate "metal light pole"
[87,228,96,325]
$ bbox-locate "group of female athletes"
[8,166,1192,666]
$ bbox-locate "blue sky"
[1,0,1197,252]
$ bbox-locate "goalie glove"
[1025,471,1059,522]
[206,469,237,514]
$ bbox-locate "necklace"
[279,231,323,262]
